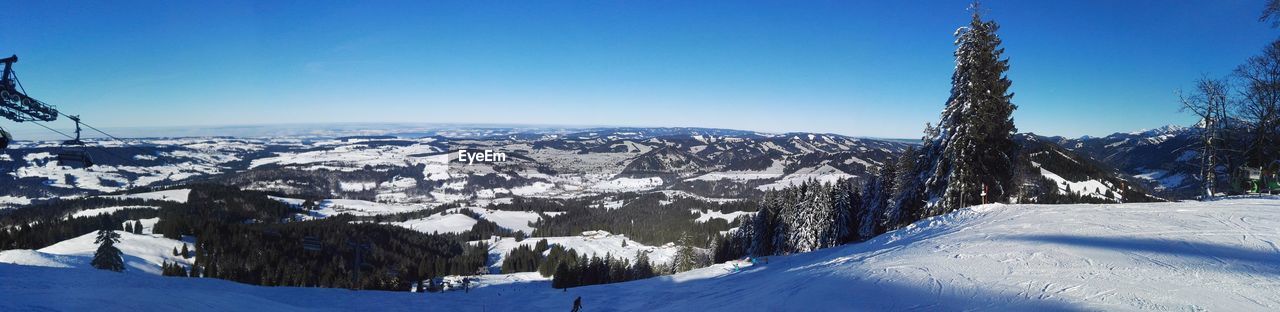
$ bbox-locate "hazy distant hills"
[0,125,1196,208]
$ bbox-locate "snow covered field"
[4,198,1280,311]
[104,189,192,203]
[0,230,193,275]
[387,213,478,235]
[481,230,680,271]
[453,207,552,234]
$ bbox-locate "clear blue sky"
[1,0,1275,139]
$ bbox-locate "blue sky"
[0,0,1276,139]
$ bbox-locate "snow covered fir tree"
[720,6,1023,259]
[90,229,124,272]
[905,6,1018,218]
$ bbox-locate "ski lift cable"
[13,68,134,145]
[27,119,75,141]
[14,68,165,159]
[57,112,130,144]
[10,66,162,165]
[28,119,144,167]
[54,111,172,162]
[29,120,134,165]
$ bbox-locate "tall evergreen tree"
[552,262,573,289]
[822,180,857,247]
[748,194,777,256]
[903,4,1017,219]
[91,229,125,272]
[859,161,896,239]
[672,233,706,272]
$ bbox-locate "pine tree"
[91,230,125,272]
[859,162,896,239]
[771,188,796,254]
[748,195,776,256]
[887,146,924,227]
[124,222,134,234]
[823,180,860,246]
[181,243,190,259]
[552,262,572,289]
[672,233,707,272]
[900,4,1017,220]
[632,251,655,278]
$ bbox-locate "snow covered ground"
[5,198,1280,311]
[480,230,680,271]
[70,205,159,219]
[453,207,548,234]
[690,209,754,223]
[104,189,192,203]
[386,213,478,235]
[304,199,433,218]
[1034,162,1121,201]
[0,230,193,275]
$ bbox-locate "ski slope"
[4,198,1280,311]
[0,230,193,275]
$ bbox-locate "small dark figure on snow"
[571,296,582,312]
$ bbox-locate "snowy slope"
[386,213,478,235]
[455,207,548,234]
[104,189,192,203]
[5,198,1280,311]
[70,205,160,218]
[0,230,193,275]
[305,199,433,218]
[690,209,754,223]
[481,230,680,271]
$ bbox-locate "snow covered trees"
[161,261,188,277]
[895,6,1018,219]
[91,229,124,272]
[501,240,549,273]
[548,249,659,289]
[672,233,710,272]
[734,180,863,257]
[822,181,860,248]
[725,7,1022,259]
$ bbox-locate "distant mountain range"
[1,124,1208,209]
[1044,124,1204,199]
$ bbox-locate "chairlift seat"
[56,151,92,167]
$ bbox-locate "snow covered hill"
[481,230,681,271]
[0,230,193,275]
[1048,125,1204,199]
[5,198,1279,311]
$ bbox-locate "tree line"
[1177,2,1280,197]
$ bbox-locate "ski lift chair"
[56,115,93,168]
